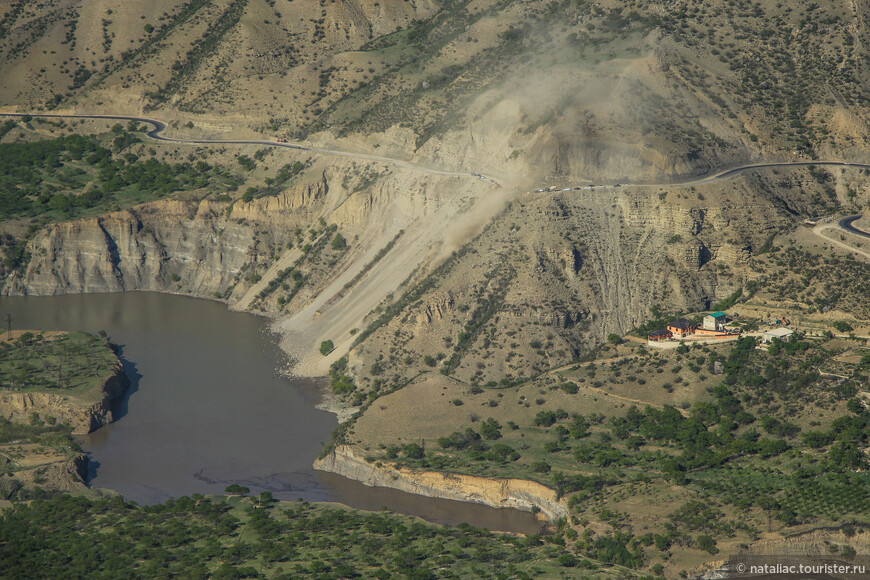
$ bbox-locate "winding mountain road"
[811,215,870,260]
[0,112,474,179]
[3,112,870,189]
[839,214,870,239]
[688,161,870,185]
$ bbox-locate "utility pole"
[5,313,10,341]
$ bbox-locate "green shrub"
[532,461,551,473]
[833,321,854,333]
[480,418,502,440]
[402,443,424,459]
[330,233,347,251]
[696,534,718,554]
[560,382,579,394]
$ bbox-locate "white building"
[762,328,794,343]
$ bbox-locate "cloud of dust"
[461,44,644,186]
[431,64,639,258]
[438,187,513,257]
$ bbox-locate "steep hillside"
[1,0,870,377]
[3,1,870,574]
[324,166,869,400]
[2,0,870,182]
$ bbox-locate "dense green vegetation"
[328,357,357,396]
[0,416,74,447]
[0,494,638,579]
[0,124,237,221]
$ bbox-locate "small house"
[703,311,727,331]
[667,318,696,337]
[648,328,673,342]
[763,328,794,343]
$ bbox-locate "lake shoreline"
[315,444,567,522]
[0,292,544,534]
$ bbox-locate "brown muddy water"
[0,292,543,534]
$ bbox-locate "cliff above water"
[3,199,265,298]
[0,331,129,435]
[315,444,567,521]
[0,368,127,435]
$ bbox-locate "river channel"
[0,292,543,534]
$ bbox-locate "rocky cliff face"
[0,362,128,435]
[4,200,258,298]
[0,454,91,499]
[0,154,510,378]
[341,174,790,390]
[1,176,332,299]
[315,445,567,521]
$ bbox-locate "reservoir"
[0,292,543,534]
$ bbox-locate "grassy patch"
[0,331,117,398]
[361,334,870,569]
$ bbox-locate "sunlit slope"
[2,0,869,182]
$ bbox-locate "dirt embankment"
[742,528,870,557]
[0,453,92,505]
[691,528,870,578]
[0,360,129,435]
[315,444,568,521]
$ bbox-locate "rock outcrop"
[2,172,363,309]
[315,445,567,521]
[3,201,258,298]
[0,362,128,435]
[0,454,92,499]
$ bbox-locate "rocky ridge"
[315,444,567,521]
